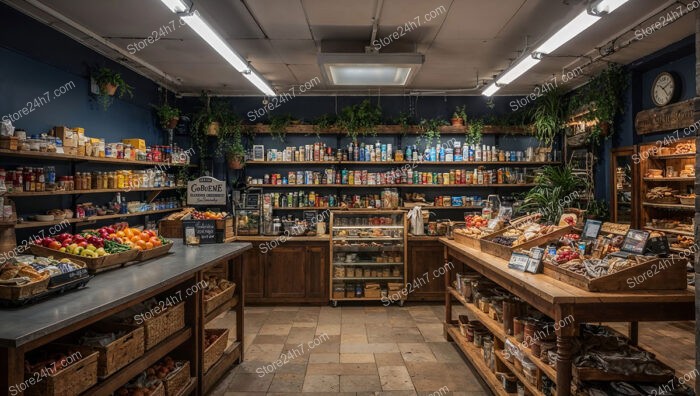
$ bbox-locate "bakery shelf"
[644,226,694,237]
[333,276,404,281]
[643,177,694,182]
[650,153,696,160]
[333,237,403,241]
[248,183,536,189]
[82,327,192,396]
[333,225,404,229]
[4,186,183,197]
[642,202,695,210]
[445,325,517,396]
[15,208,181,229]
[333,261,404,266]
[0,149,195,167]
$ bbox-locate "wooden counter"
[440,238,695,396]
[0,241,251,396]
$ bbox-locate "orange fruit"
[136,240,147,250]
[141,232,151,241]
[131,235,141,243]
[145,242,154,250]
[116,230,125,238]
[133,245,143,251]
[150,237,162,247]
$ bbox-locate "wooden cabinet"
[407,239,447,301]
[243,241,329,304]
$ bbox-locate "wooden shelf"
[642,202,695,210]
[248,184,535,189]
[448,287,557,381]
[333,276,404,281]
[202,341,241,394]
[271,206,484,210]
[495,352,545,396]
[247,160,558,166]
[0,149,195,167]
[176,377,197,396]
[250,123,530,135]
[333,262,404,266]
[445,325,516,396]
[82,327,192,396]
[331,297,403,301]
[15,208,181,229]
[644,226,694,237]
[643,177,694,182]
[204,295,239,324]
[650,153,696,160]
[4,186,183,197]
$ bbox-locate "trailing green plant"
[394,111,413,135]
[313,114,337,138]
[337,99,382,141]
[155,103,180,129]
[417,118,447,147]
[465,118,483,146]
[453,105,467,124]
[531,88,564,146]
[567,63,628,146]
[92,67,134,110]
[269,113,293,141]
[190,94,223,160]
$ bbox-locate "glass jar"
[74,172,82,190]
[116,171,125,189]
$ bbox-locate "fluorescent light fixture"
[482,83,500,97]
[329,65,412,86]
[159,0,188,13]
[592,0,630,14]
[243,70,276,96]
[180,12,248,72]
[535,10,600,54]
[497,56,540,85]
[319,53,423,86]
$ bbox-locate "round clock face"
[652,72,676,107]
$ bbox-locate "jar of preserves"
[116,171,125,189]
[74,172,82,190]
[84,172,91,190]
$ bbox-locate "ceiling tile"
[270,40,318,64]
[245,0,312,39]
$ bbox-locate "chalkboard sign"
[621,229,650,255]
[581,220,602,241]
[182,219,219,244]
[647,235,670,256]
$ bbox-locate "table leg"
[235,255,245,362]
[444,246,452,340]
[1,347,24,396]
[556,307,576,396]
[628,322,639,346]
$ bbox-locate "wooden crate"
[135,241,174,262]
[480,225,573,260]
[216,217,234,240]
[142,302,185,349]
[159,219,183,238]
[453,231,483,249]
[0,275,49,300]
[69,322,145,378]
[30,245,139,273]
[26,347,99,396]
[163,360,190,396]
[203,329,229,373]
[542,255,688,292]
[203,283,236,315]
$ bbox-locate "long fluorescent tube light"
[593,0,630,14]
[482,83,500,97]
[159,0,188,13]
[497,56,540,85]
[535,10,600,54]
[180,12,248,72]
[243,70,276,96]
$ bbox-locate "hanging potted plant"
[531,88,564,147]
[92,67,134,110]
[337,99,382,141]
[583,64,628,145]
[156,103,181,129]
[451,105,467,127]
[465,118,483,146]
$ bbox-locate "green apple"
[86,244,96,252]
[59,247,66,253]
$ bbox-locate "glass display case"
[329,210,407,306]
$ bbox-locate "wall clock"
[651,71,679,107]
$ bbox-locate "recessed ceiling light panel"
[319,53,423,86]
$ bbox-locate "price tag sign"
[187,177,226,206]
[508,252,530,272]
[526,247,545,273]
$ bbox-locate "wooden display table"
[441,238,694,396]
[0,241,251,396]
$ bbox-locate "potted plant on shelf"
[337,99,382,141]
[156,103,181,129]
[92,67,134,110]
[465,118,483,146]
[216,117,246,169]
[190,94,224,157]
[531,88,564,147]
[313,114,338,138]
[451,105,467,127]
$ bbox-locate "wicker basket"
[163,360,190,396]
[647,196,680,204]
[203,328,229,373]
[80,322,144,378]
[26,347,99,396]
[677,195,695,205]
[203,283,236,315]
[0,275,50,301]
[149,381,166,396]
[142,302,185,350]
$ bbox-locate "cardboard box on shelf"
[53,126,78,147]
[122,138,146,151]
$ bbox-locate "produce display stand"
[0,241,250,396]
[441,238,694,396]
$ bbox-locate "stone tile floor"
[207,304,486,396]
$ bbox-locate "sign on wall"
[634,98,696,135]
[187,176,226,206]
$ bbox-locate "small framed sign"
[253,145,265,161]
[621,229,650,255]
[581,219,602,241]
[508,252,530,272]
[526,247,545,273]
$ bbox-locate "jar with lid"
[84,172,92,190]
[36,168,44,191]
[74,172,82,190]
[116,171,125,189]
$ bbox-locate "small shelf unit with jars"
[330,210,407,307]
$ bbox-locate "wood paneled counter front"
[440,237,695,396]
[0,241,251,396]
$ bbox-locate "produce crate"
[25,346,99,396]
[573,358,675,383]
[0,275,49,300]
[142,301,185,350]
[63,322,144,378]
[203,329,229,373]
[479,225,573,260]
[30,245,139,273]
[159,219,183,239]
[203,283,236,315]
[163,360,190,396]
[542,255,688,292]
[135,241,174,262]
[48,259,89,287]
[453,231,482,249]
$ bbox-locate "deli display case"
[329,210,407,306]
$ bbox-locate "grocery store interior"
[0,0,699,395]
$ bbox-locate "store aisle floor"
[208,305,486,395]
